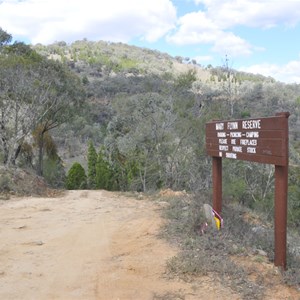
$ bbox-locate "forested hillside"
[1,28,300,226]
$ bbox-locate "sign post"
[212,156,222,214]
[206,112,290,269]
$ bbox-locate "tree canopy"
[0,33,85,170]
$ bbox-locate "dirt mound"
[159,188,187,197]
[0,167,56,198]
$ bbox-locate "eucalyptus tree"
[0,27,12,47]
[32,59,85,175]
[0,37,85,174]
[0,45,44,165]
[105,92,175,191]
[105,79,203,192]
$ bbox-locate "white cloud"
[167,0,300,57]
[193,55,213,64]
[239,58,300,84]
[0,0,177,44]
[167,11,218,45]
[194,0,300,29]
[167,11,255,57]
[212,32,253,56]
[1,0,299,84]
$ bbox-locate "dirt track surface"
[0,190,299,300]
[0,190,241,300]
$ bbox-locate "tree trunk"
[11,144,22,165]
[2,138,9,165]
[37,132,44,176]
[1,115,9,164]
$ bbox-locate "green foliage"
[32,124,60,176]
[241,110,251,118]
[222,161,274,211]
[0,32,85,168]
[0,27,12,47]
[124,159,140,190]
[66,162,87,190]
[19,142,33,168]
[82,75,89,85]
[95,148,112,190]
[175,69,197,89]
[3,42,42,61]
[119,56,138,70]
[87,141,97,189]
[0,173,11,192]
[287,166,300,227]
[43,157,66,188]
[223,177,248,202]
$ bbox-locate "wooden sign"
[206,114,289,166]
[205,112,290,270]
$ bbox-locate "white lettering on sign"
[216,123,224,130]
[249,139,257,146]
[217,132,226,137]
[246,131,259,138]
[231,139,236,145]
[219,145,229,151]
[230,132,242,138]
[227,122,238,130]
[232,146,242,153]
[242,119,261,130]
[240,139,257,146]
[226,152,237,159]
[219,139,227,144]
[247,147,256,154]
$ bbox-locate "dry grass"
[158,191,300,300]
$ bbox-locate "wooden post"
[274,165,288,269]
[212,156,222,214]
[274,112,289,270]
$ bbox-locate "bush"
[0,173,11,193]
[87,141,97,189]
[43,157,66,188]
[95,148,112,190]
[66,162,87,189]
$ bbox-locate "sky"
[0,0,300,84]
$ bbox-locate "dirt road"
[0,190,243,300]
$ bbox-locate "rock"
[256,249,268,256]
[33,241,44,246]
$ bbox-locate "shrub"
[43,157,66,188]
[96,148,112,190]
[66,162,87,190]
[0,174,11,192]
[87,141,97,189]
[161,191,300,296]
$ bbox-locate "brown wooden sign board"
[205,112,290,270]
[206,114,288,166]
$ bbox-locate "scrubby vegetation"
[66,162,87,190]
[1,27,300,292]
[160,192,300,299]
